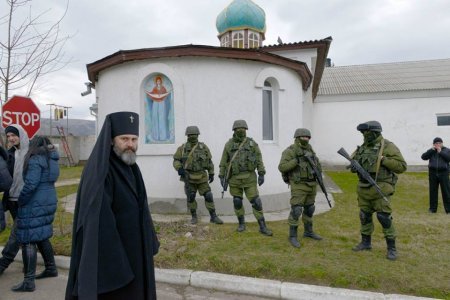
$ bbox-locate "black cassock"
[66,114,159,300]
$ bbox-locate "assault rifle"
[221,173,229,199]
[304,155,332,208]
[337,147,389,203]
[180,170,191,211]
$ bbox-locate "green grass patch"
[1,171,449,299]
[58,165,84,181]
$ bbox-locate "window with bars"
[221,35,230,47]
[248,33,259,48]
[232,32,244,48]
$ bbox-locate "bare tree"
[0,0,72,102]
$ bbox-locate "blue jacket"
[16,149,60,243]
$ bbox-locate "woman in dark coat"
[0,145,13,232]
[11,136,60,292]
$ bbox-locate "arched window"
[262,80,273,140]
[232,32,244,48]
[248,33,259,48]
[221,35,230,47]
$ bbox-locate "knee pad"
[250,197,263,211]
[204,191,213,203]
[188,192,196,203]
[304,205,315,218]
[290,205,303,221]
[233,197,243,210]
[359,210,373,225]
[376,212,392,229]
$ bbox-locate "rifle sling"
[183,143,199,170]
[374,139,385,182]
[225,138,247,179]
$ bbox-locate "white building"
[86,0,450,214]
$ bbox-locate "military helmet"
[294,128,311,138]
[185,126,200,135]
[357,121,382,132]
[232,120,248,130]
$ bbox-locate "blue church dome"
[216,0,266,35]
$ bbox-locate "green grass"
[1,171,449,299]
[154,172,449,299]
[58,165,84,181]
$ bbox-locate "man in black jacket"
[421,137,450,213]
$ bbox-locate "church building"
[86,0,450,215]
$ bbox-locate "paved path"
[0,262,275,300]
[0,257,436,300]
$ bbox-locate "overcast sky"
[3,0,450,120]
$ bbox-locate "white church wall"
[313,92,450,168]
[266,48,317,70]
[94,57,308,214]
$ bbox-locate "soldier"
[173,126,223,225]
[219,120,272,236]
[350,121,407,260]
[278,128,323,248]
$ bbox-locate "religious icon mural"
[144,73,175,144]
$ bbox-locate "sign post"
[2,95,41,138]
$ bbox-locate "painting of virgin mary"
[144,74,174,143]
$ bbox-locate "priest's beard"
[113,145,137,165]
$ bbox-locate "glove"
[258,175,265,186]
[219,175,225,188]
[177,168,185,176]
[208,174,214,183]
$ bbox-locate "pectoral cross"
[130,115,134,123]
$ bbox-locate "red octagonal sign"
[2,95,41,138]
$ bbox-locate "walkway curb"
[0,247,437,300]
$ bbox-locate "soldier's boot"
[236,216,246,232]
[11,244,36,292]
[303,223,322,240]
[257,218,273,236]
[288,226,300,248]
[386,238,397,261]
[35,240,58,279]
[352,234,372,251]
[209,210,223,225]
[190,210,198,224]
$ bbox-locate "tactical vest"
[289,144,316,183]
[228,139,257,176]
[355,141,397,185]
[182,143,210,172]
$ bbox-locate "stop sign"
[2,95,41,138]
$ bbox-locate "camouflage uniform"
[351,121,407,260]
[279,128,323,248]
[173,126,223,224]
[219,120,272,236]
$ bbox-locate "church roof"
[318,58,450,95]
[262,37,333,100]
[216,0,266,35]
[86,44,312,90]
